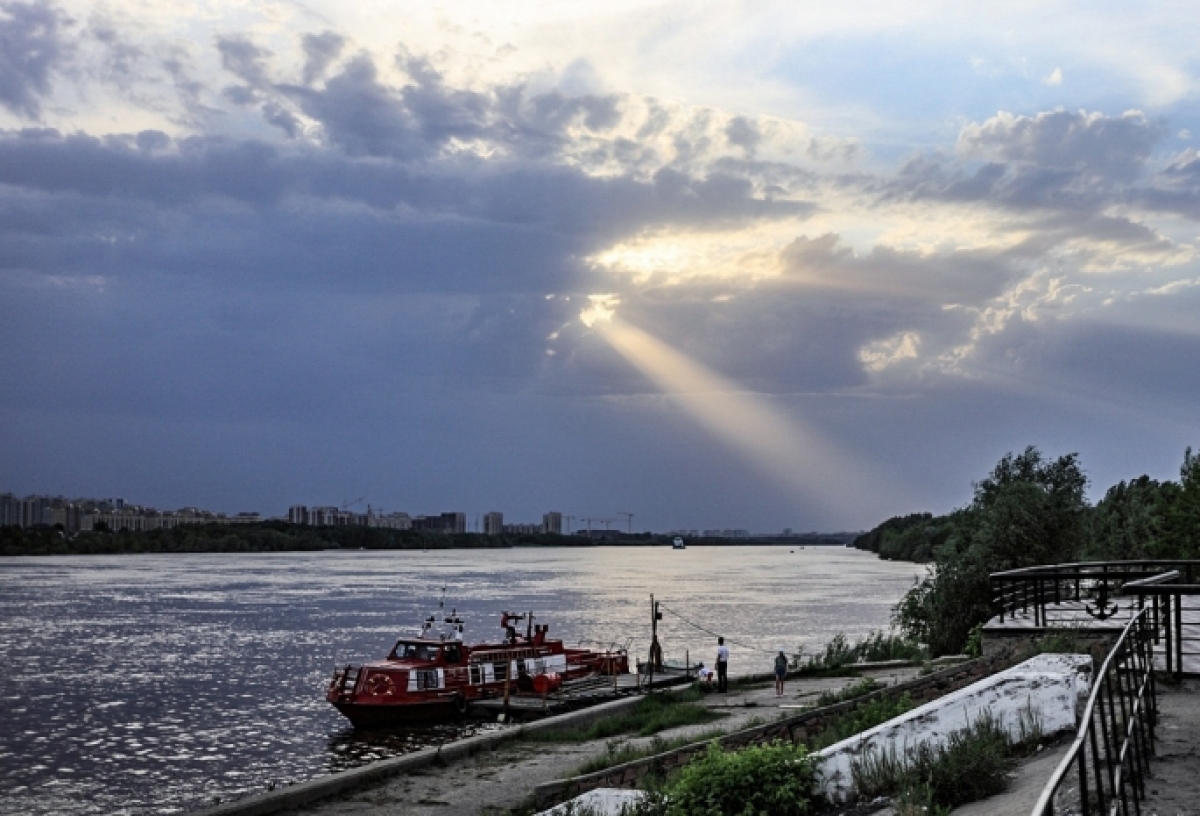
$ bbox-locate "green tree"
[895,447,1089,655]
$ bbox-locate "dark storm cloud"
[0,0,65,117]
[958,109,1163,180]
[894,110,1168,215]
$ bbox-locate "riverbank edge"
[188,691,663,816]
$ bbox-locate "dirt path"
[280,668,920,816]
[1141,679,1200,816]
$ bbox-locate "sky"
[2,1,1199,533]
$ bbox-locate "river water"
[0,546,922,815]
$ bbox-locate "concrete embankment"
[195,659,1002,816]
[191,694,652,816]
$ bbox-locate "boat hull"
[332,697,462,728]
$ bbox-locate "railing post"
[1164,593,1173,676]
[1089,706,1106,816]
[1175,590,1184,681]
[1077,741,1091,816]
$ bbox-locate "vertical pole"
[1164,594,1173,676]
[648,594,656,692]
[1175,591,1184,681]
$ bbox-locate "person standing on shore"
[716,637,729,693]
[774,649,788,697]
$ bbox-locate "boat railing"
[469,646,542,663]
[1031,606,1158,816]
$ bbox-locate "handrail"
[1032,607,1157,816]
[1121,570,1183,591]
[994,560,1200,579]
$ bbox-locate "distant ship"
[672,536,686,550]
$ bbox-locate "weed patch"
[792,631,926,677]
[573,730,726,776]
[810,692,915,750]
[850,710,1019,810]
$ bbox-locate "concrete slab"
[816,654,1091,803]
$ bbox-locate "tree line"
[856,446,1200,655]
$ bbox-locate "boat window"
[443,644,463,664]
[393,642,439,661]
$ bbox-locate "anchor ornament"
[1085,580,1120,621]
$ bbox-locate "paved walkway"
[277,668,921,816]
[1141,679,1200,816]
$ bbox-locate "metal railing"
[991,561,1200,627]
[1121,570,1200,680]
[1032,607,1158,816]
[990,560,1200,679]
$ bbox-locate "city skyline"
[3,489,779,536]
[3,2,1200,531]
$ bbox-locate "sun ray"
[589,314,899,518]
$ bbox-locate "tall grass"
[850,709,1038,810]
[792,631,926,676]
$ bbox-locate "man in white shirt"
[716,637,729,693]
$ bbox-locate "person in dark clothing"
[774,649,788,697]
[716,637,729,693]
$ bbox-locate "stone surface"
[536,788,646,816]
[816,654,1092,803]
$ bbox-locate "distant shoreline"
[0,523,858,557]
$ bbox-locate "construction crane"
[617,512,634,534]
[565,515,575,536]
[341,496,365,511]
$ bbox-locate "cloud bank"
[2,1,1199,530]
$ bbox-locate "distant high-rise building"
[0,493,18,527]
[288,505,309,525]
[443,512,466,534]
[483,512,504,535]
[542,512,562,535]
[412,512,467,534]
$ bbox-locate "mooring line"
[657,603,780,655]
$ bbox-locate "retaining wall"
[532,650,1021,809]
[816,653,1092,802]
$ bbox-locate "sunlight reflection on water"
[0,547,922,815]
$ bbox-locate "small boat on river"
[326,609,630,728]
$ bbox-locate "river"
[0,546,922,815]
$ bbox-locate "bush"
[658,740,818,816]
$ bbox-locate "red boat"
[326,609,630,728]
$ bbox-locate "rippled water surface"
[0,546,922,815]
